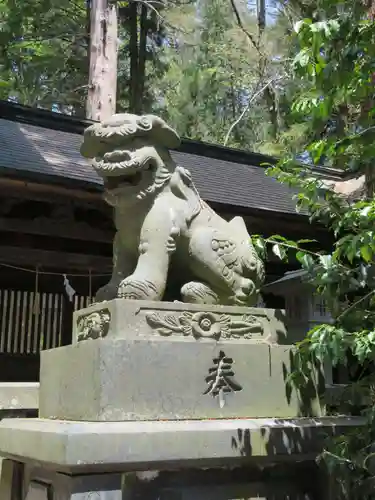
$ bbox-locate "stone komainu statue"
[81,114,264,306]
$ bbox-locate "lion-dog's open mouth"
[103,171,143,190]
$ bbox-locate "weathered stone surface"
[39,336,323,421]
[80,113,264,307]
[0,417,364,474]
[73,299,288,344]
[67,300,318,421]
[25,481,49,500]
[0,382,39,411]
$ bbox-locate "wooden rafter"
[0,217,113,243]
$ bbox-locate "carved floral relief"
[77,309,111,341]
[145,310,263,340]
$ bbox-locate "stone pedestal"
[0,299,361,499]
[40,340,321,421]
[0,416,365,499]
[40,300,324,420]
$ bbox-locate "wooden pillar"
[61,294,74,347]
[87,0,118,121]
[0,460,23,500]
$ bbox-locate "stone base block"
[0,417,364,474]
[72,299,289,344]
[0,382,39,412]
[40,338,323,421]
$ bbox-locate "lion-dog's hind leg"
[181,281,220,305]
[228,216,264,281]
[183,222,260,307]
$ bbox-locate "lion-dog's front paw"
[117,276,159,300]
[94,282,118,302]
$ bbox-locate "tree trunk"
[86,0,118,121]
[365,165,375,197]
[257,0,278,138]
[264,86,278,139]
[365,1,375,196]
[136,5,148,114]
[128,3,150,114]
[256,0,266,33]
[129,1,139,113]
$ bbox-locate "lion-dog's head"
[81,114,181,206]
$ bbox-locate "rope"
[0,262,111,277]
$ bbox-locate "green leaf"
[296,251,315,269]
[297,239,317,244]
[269,235,288,242]
[269,235,298,248]
[360,206,372,217]
[294,49,310,67]
[294,20,310,33]
[253,237,266,259]
[360,245,372,263]
[319,255,332,269]
[272,244,287,260]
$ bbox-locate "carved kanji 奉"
[204,350,242,408]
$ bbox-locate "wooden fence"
[0,289,91,354]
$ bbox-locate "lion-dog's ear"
[169,166,202,222]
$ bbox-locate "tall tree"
[0,0,298,150]
[0,0,173,117]
[117,0,170,114]
[0,0,89,114]
[155,0,294,149]
[86,0,118,120]
[155,0,261,146]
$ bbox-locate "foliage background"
[252,1,375,497]
[2,2,375,495]
[0,0,303,152]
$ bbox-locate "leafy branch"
[262,4,375,495]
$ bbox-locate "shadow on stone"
[282,348,325,417]
[123,463,321,500]
[231,428,252,457]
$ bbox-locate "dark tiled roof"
[263,269,308,288]
[0,117,304,215]
[0,118,95,185]
[174,149,297,213]
[0,100,347,215]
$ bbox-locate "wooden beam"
[0,217,113,243]
[0,178,103,202]
[0,354,40,382]
[0,246,112,272]
[0,177,331,249]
